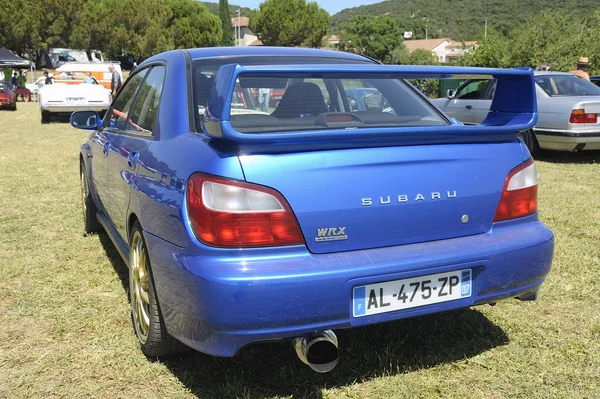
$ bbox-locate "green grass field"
[1,103,599,399]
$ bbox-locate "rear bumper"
[536,129,600,151]
[147,217,554,357]
[0,100,16,108]
[40,104,109,113]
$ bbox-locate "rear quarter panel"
[534,86,572,132]
[125,51,245,247]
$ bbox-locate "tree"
[337,15,403,63]
[301,2,330,48]
[0,0,84,61]
[505,9,589,71]
[167,0,221,50]
[400,48,439,65]
[457,33,509,68]
[219,0,234,46]
[249,0,330,47]
[393,49,440,98]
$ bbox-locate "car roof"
[185,46,373,62]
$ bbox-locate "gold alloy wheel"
[130,230,151,343]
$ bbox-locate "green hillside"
[200,2,252,18]
[331,0,600,40]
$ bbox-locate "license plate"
[67,97,85,105]
[353,269,472,317]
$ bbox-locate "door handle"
[103,143,109,156]
[127,152,139,170]
[465,105,473,110]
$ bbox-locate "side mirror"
[447,89,455,99]
[71,110,103,130]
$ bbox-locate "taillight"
[186,173,305,248]
[493,159,537,222]
[569,109,597,124]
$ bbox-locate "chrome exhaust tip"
[293,330,339,373]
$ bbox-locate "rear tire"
[518,129,540,158]
[129,222,184,357]
[81,162,101,234]
[41,110,51,124]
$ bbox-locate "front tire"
[518,129,541,158]
[129,222,183,357]
[41,110,51,124]
[81,162,101,234]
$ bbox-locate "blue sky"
[229,0,383,15]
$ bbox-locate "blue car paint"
[238,143,523,254]
[146,216,552,356]
[74,47,553,358]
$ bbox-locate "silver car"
[432,72,600,155]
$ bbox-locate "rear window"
[535,75,600,96]
[192,57,447,134]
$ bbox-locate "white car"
[38,82,112,123]
[37,63,118,123]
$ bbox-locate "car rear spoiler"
[202,64,537,145]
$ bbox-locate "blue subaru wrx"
[71,47,554,373]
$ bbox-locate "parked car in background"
[70,47,553,373]
[0,81,17,110]
[345,87,394,113]
[432,72,600,155]
[38,63,119,123]
[115,55,137,71]
[41,48,104,70]
[49,62,123,90]
[590,75,600,87]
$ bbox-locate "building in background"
[231,17,262,46]
[404,38,477,63]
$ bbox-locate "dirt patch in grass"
[1,103,599,398]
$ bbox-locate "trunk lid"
[239,142,523,254]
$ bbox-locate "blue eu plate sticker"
[353,286,366,316]
[460,269,472,297]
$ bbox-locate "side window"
[128,66,166,134]
[482,80,497,100]
[106,68,148,130]
[456,80,489,100]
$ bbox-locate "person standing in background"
[108,65,121,97]
[2,68,11,83]
[17,71,26,88]
[84,72,97,84]
[10,72,18,89]
[44,71,53,85]
[569,57,591,81]
[258,87,271,112]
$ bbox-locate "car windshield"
[192,57,448,134]
[535,74,600,96]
